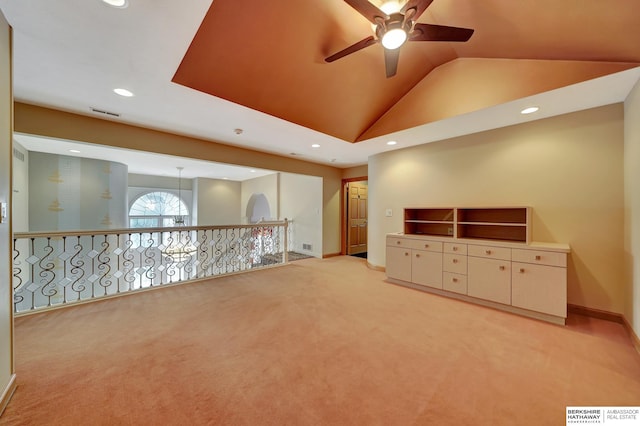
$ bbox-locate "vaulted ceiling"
[1,0,639,169]
[173,0,640,142]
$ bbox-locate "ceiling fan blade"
[401,0,434,21]
[410,23,474,42]
[343,0,387,24]
[325,36,377,63]
[384,48,400,78]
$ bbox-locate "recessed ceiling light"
[69,149,81,153]
[223,177,229,180]
[387,141,397,145]
[250,170,256,173]
[311,144,320,148]
[521,106,539,115]
[113,88,134,97]
[102,0,128,8]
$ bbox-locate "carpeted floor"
[1,256,639,425]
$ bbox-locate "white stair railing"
[12,220,288,314]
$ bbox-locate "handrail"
[14,220,289,239]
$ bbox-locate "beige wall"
[624,78,640,335]
[241,174,279,223]
[342,165,368,180]
[0,9,14,412]
[194,177,241,226]
[323,173,342,256]
[11,140,27,232]
[128,173,193,190]
[369,104,626,314]
[14,103,344,256]
[280,172,323,258]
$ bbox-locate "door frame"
[340,176,368,255]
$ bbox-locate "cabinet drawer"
[443,272,467,295]
[407,239,443,253]
[387,236,414,248]
[468,244,511,261]
[512,249,566,267]
[444,242,467,255]
[443,253,467,274]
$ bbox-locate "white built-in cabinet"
[386,207,570,325]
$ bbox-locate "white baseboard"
[0,373,16,417]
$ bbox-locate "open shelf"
[404,208,454,236]
[405,208,454,222]
[405,221,454,237]
[404,207,531,243]
[457,208,527,224]
[457,223,527,242]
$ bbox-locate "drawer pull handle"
[535,255,541,261]
[453,259,458,264]
[499,266,505,271]
[520,268,525,273]
[396,241,401,245]
[485,250,492,255]
[415,254,420,258]
[424,244,429,248]
[452,278,458,283]
[453,247,458,251]
[404,252,409,256]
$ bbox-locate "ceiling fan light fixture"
[381,28,407,49]
[379,0,404,14]
[377,12,411,50]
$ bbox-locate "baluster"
[70,235,86,302]
[12,237,24,311]
[97,234,112,296]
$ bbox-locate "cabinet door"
[512,262,567,317]
[386,246,412,282]
[412,250,443,289]
[468,256,511,305]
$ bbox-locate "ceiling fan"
[325,0,474,78]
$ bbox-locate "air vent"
[90,107,121,117]
[13,147,24,162]
[302,243,312,251]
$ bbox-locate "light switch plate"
[385,208,393,217]
[0,202,6,223]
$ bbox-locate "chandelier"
[173,166,186,226]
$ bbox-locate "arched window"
[129,191,190,228]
